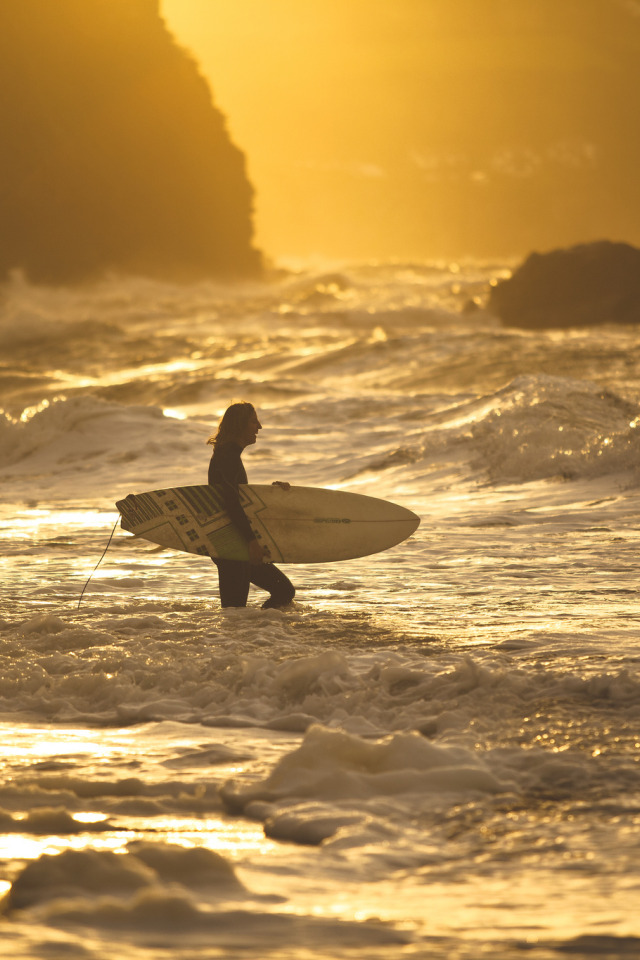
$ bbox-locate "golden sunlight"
[161,1,640,263]
[161,0,382,259]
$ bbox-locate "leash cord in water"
[77,515,120,610]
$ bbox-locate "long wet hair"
[207,401,255,447]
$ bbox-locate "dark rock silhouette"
[487,241,640,329]
[0,0,261,283]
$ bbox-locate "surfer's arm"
[217,479,256,542]
[219,484,267,561]
[218,481,269,561]
[221,491,268,563]
[208,443,264,549]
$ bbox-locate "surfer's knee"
[263,582,295,609]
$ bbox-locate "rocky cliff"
[0,0,261,283]
[487,241,640,328]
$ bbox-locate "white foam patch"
[2,845,409,948]
[221,724,511,813]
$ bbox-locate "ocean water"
[0,261,639,960]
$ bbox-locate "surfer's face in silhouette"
[239,409,262,447]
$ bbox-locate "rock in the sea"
[0,0,261,283]
[487,241,640,328]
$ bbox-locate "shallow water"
[1,263,639,958]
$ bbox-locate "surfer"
[207,402,296,609]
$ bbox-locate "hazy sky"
[161,0,640,264]
[162,0,413,262]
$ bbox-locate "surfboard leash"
[76,514,120,610]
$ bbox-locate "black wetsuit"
[208,441,295,609]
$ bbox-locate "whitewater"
[0,261,639,960]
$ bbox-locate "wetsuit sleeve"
[208,444,256,543]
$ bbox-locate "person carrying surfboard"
[207,402,296,609]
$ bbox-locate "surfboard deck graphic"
[115,484,420,563]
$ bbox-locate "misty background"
[164,0,640,263]
[2,0,640,281]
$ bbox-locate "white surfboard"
[115,484,420,563]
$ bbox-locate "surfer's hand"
[272,480,290,491]
[248,538,269,564]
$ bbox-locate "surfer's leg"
[212,559,250,607]
[249,563,295,609]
